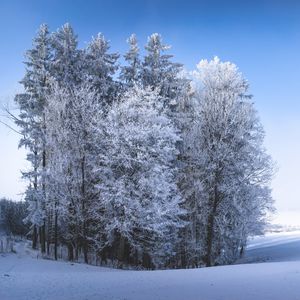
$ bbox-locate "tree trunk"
[40,222,46,253]
[239,245,244,258]
[118,235,126,267]
[142,252,152,269]
[46,213,51,256]
[68,243,74,261]
[205,184,219,267]
[54,210,58,260]
[81,155,88,264]
[41,137,47,255]
[32,225,38,249]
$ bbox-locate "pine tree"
[51,23,82,89]
[120,34,140,87]
[15,24,52,251]
[142,33,185,107]
[84,33,119,105]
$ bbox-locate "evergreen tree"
[84,33,119,105]
[142,33,185,106]
[51,23,82,89]
[120,34,140,87]
[14,24,52,251]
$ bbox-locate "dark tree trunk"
[83,244,88,264]
[81,155,88,264]
[41,140,47,255]
[54,210,58,260]
[40,222,46,253]
[46,213,50,256]
[118,235,126,267]
[75,245,79,261]
[32,148,39,251]
[68,243,74,261]
[142,252,152,269]
[32,225,38,249]
[205,184,219,267]
[240,245,244,258]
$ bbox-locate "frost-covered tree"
[45,82,100,262]
[14,24,52,251]
[84,33,119,105]
[120,34,140,87]
[176,94,207,267]
[188,57,274,266]
[142,33,185,106]
[51,23,83,89]
[93,86,184,268]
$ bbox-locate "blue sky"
[0,0,299,215]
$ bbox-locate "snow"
[1,233,300,300]
[247,230,300,250]
[239,231,300,264]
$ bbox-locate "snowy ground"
[1,233,300,300]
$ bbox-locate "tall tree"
[45,82,100,262]
[15,24,52,251]
[51,23,82,89]
[190,57,274,266]
[93,86,184,268]
[142,33,185,107]
[84,33,119,105]
[120,34,140,87]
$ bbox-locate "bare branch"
[0,120,22,135]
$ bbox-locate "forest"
[12,23,274,269]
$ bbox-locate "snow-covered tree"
[93,86,184,268]
[45,82,100,262]
[120,34,140,87]
[84,33,119,105]
[14,24,52,251]
[188,57,274,266]
[51,23,83,89]
[142,33,185,107]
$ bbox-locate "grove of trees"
[13,23,274,269]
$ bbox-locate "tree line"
[13,23,274,269]
[0,198,29,237]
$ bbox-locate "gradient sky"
[0,0,299,216]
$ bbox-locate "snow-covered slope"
[240,231,300,263]
[247,231,300,250]
[1,233,300,300]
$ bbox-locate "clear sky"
[0,0,299,217]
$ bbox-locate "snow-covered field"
[1,232,300,300]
